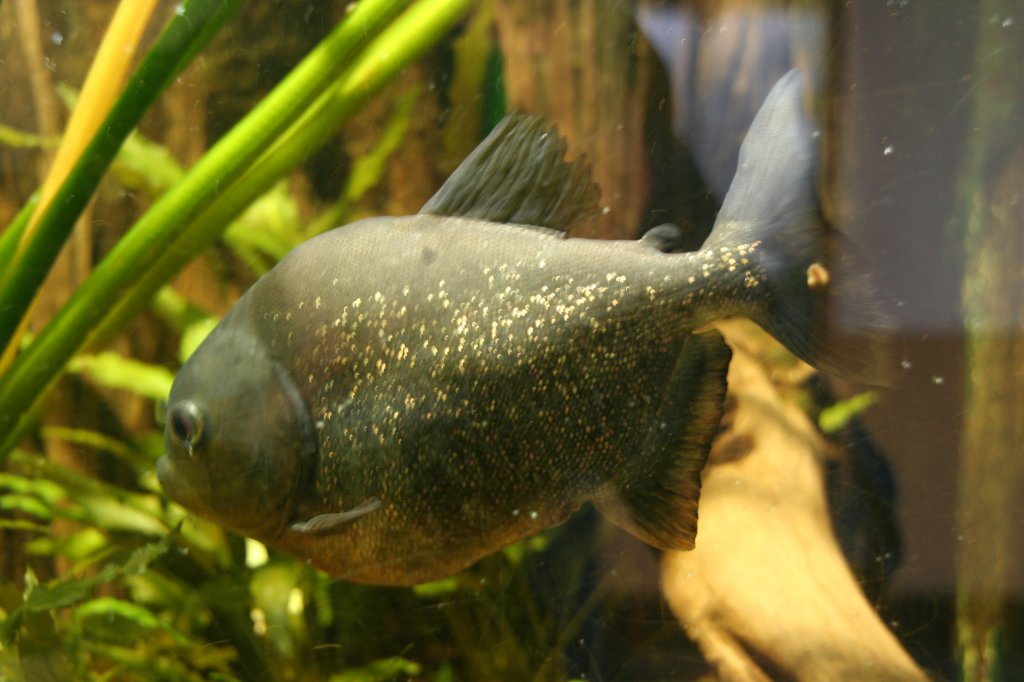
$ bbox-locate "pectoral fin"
[290,497,382,535]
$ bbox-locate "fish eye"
[169,401,204,448]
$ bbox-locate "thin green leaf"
[0,0,413,462]
[0,194,39,278]
[818,390,880,434]
[87,0,475,355]
[412,576,459,598]
[0,472,65,504]
[0,494,52,521]
[110,132,185,197]
[68,351,174,401]
[0,124,56,149]
[0,519,50,533]
[0,0,241,354]
[345,88,421,204]
[223,181,305,273]
[330,657,422,682]
[180,316,219,364]
[77,495,168,536]
[75,597,192,646]
[8,451,169,534]
[21,537,171,613]
[41,426,139,463]
[305,85,421,237]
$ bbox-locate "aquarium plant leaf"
[73,596,192,646]
[305,86,420,236]
[88,0,475,350]
[818,390,880,434]
[0,195,38,284]
[0,0,471,462]
[0,0,240,364]
[67,351,175,402]
[329,657,422,682]
[0,0,159,368]
[0,123,56,149]
[0,537,171,645]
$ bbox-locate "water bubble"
[932,375,945,385]
[1002,16,1014,28]
[51,32,63,46]
[175,3,186,16]
[883,144,895,156]
[901,359,912,369]
[529,510,538,520]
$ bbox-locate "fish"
[156,71,894,586]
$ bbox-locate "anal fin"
[596,331,731,551]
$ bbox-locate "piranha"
[157,71,892,585]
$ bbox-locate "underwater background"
[0,0,1021,680]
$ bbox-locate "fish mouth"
[156,456,186,502]
[155,455,206,516]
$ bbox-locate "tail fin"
[705,70,898,386]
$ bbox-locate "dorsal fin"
[419,113,601,232]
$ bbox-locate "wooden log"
[494,0,654,239]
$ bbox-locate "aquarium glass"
[0,1,1020,680]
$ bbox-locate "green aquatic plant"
[0,1,585,679]
[0,0,471,458]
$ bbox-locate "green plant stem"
[89,0,472,349]
[0,0,239,354]
[0,194,39,276]
[0,0,411,452]
[0,0,472,462]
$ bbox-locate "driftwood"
[494,0,654,239]
[661,320,926,682]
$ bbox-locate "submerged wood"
[661,320,926,681]
[494,0,653,239]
